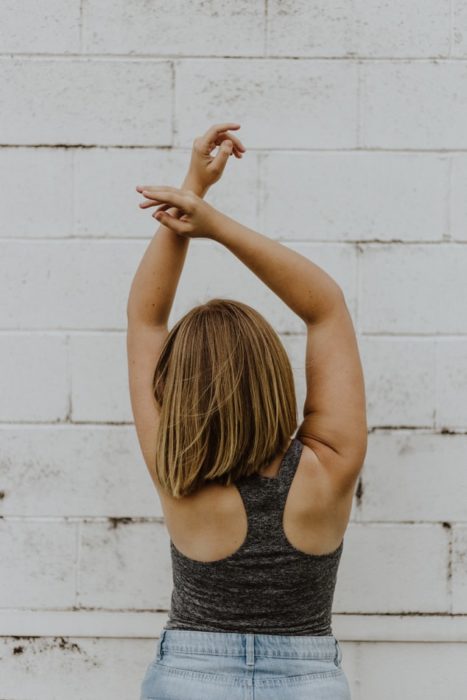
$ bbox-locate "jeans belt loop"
[334,638,342,666]
[245,634,255,667]
[156,628,167,661]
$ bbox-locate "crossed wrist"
[182,176,208,198]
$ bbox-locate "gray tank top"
[165,436,344,635]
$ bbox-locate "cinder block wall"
[1,2,467,698]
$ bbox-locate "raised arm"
[126,124,246,486]
[206,210,368,493]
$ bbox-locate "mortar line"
[449,0,454,58]
[434,335,439,430]
[74,520,81,608]
[256,151,263,231]
[4,236,467,244]
[448,524,453,614]
[70,148,75,238]
[79,0,84,53]
[355,242,362,333]
[446,153,454,240]
[356,59,362,147]
[65,333,72,423]
[2,330,467,338]
[0,54,465,62]
[5,145,467,154]
[170,60,176,146]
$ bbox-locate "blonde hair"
[152,298,298,498]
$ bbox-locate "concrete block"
[357,641,467,699]
[358,431,467,522]
[452,1,467,57]
[0,59,172,146]
[0,240,141,329]
[0,520,76,608]
[175,59,358,149]
[267,0,450,58]
[0,148,73,238]
[450,154,467,241]
[261,152,448,242]
[78,520,172,609]
[0,425,161,518]
[334,523,450,613]
[0,636,155,700]
[83,0,265,56]
[361,61,467,149]
[352,0,450,58]
[70,333,131,423]
[359,337,436,428]
[359,244,467,334]
[0,333,68,421]
[0,0,80,53]
[452,525,467,613]
[436,339,467,430]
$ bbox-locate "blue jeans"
[140,627,351,699]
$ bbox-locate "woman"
[127,123,367,699]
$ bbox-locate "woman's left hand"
[186,123,246,191]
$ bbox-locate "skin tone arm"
[126,124,246,491]
[206,214,368,482]
[126,173,202,326]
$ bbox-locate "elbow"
[330,286,349,318]
[333,284,346,306]
[307,284,346,325]
[325,282,346,308]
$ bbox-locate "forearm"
[126,176,208,326]
[208,210,343,325]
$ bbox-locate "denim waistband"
[156,628,342,667]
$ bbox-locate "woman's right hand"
[136,185,219,239]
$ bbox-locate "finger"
[213,129,246,152]
[209,139,233,176]
[209,126,244,150]
[136,185,163,194]
[140,187,189,210]
[214,132,245,158]
[139,198,171,210]
[136,185,183,194]
[205,123,241,141]
[139,200,172,211]
[154,210,192,235]
[202,124,246,155]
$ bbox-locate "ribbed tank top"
[165,436,344,635]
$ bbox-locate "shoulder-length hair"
[152,298,298,498]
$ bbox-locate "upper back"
[161,436,354,635]
[161,436,354,563]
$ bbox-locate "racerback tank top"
[165,436,344,635]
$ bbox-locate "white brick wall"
[1,2,466,698]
